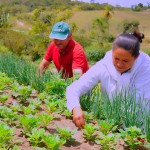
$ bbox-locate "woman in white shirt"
[66,32,150,128]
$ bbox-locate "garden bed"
[0,72,150,150]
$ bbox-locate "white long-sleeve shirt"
[66,50,150,112]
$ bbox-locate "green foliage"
[73,35,92,48]
[95,132,117,150]
[0,124,15,149]
[12,83,33,103]
[132,3,144,11]
[86,49,105,61]
[19,114,40,133]
[84,111,94,123]
[79,3,105,10]
[97,119,118,135]
[0,44,9,53]
[2,29,27,55]
[90,17,108,46]
[121,20,139,33]
[62,109,72,119]
[55,126,76,142]
[83,123,97,141]
[80,87,149,137]
[44,77,68,97]
[0,93,8,104]
[42,134,66,150]
[20,105,37,115]
[145,115,150,142]
[38,113,55,128]
[0,12,9,28]
[0,106,17,123]
[44,101,58,114]
[26,128,45,146]
[118,126,146,149]
[0,53,53,92]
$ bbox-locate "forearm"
[39,59,50,75]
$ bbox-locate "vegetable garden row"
[0,53,150,150]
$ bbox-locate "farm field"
[0,4,150,149]
[0,53,150,150]
[0,72,149,150]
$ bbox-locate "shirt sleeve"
[66,61,103,112]
[72,46,88,72]
[44,43,53,62]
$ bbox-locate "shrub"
[73,35,92,48]
[86,49,105,62]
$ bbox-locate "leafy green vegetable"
[42,134,66,150]
[55,126,76,142]
[83,123,97,141]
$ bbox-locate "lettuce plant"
[20,105,37,115]
[0,106,17,124]
[38,113,55,128]
[19,114,40,133]
[95,132,117,150]
[26,128,45,146]
[10,102,20,112]
[0,124,15,149]
[12,83,33,103]
[83,123,97,141]
[44,101,57,114]
[38,91,48,101]
[0,93,9,104]
[118,126,146,149]
[97,119,118,135]
[55,126,76,142]
[42,134,66,150]
[84,111,95,123]
[62,109,72,119]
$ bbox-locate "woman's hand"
[72,106,85,128]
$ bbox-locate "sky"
[79,0,150,7]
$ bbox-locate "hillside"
[70,9,150,51]
[71,9,150,37]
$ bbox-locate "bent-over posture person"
[66,32,150,128]
[39,21,89,79]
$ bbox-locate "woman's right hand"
[72,106,85,128]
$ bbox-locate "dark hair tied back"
[131,30,144,43]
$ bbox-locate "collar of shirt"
[59,39,75,56]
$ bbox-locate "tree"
[90,17,108,47]
[121,20,140,33]
[102,5,114,35]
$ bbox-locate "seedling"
[38,113,55,128]
[26,128,45,146]
[44,101,57,114]
[19,114,40,134]
[84,111,95,123]
[0,106,17,124]
[38,91,48,101]
[62,109,72,119]
[83,123,97,141]
[55,126,76,142]
[12,83,33,103]
[0,124,15,149]
[20,105,38,115]
[95,132,117,150]
[0,93,9,104]
[97,119,118,135]
[118,126,146,149]
[10,102,20,112]
[29,99,42,109]
[42,134,66,150]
